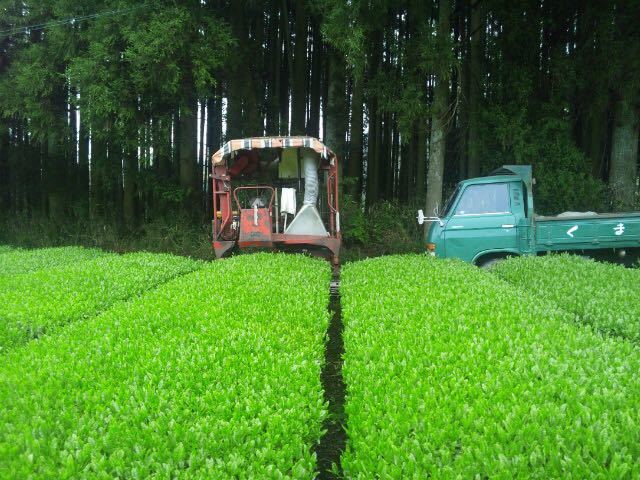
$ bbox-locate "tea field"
[1,251,329,478]
[1,246,639,478]
[340,255,640,478]
[0,245,109,275]
[493,254,640,343]
[0,250,202,352]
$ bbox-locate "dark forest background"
[1,0,639,257]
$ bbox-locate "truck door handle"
[502,224,515,228]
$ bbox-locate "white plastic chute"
[285,204,329,236]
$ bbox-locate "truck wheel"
[479,257,505,269]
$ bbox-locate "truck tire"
[479,257,506,269]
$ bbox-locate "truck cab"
[426,168,531,265]
[424,165,640,266]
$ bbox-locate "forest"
[0,0,639,254]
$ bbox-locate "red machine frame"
[211,137,341,264]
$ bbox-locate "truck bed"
[534,212,640,251]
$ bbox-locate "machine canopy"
[211,136,336,165]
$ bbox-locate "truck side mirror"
[418,209,444,227]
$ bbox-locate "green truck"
[420,165,640,267]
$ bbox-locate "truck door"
[444,182,518,262]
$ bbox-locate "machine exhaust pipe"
[302,149,319,206]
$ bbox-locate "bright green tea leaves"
[0,253,330,478]
[0,251,201,351]
[493,254,640,342]
[340,255,640,478]
[0,246,109,275]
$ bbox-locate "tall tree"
[347,70,364,197]
[291,0,308,134]
[425,0,454,225]
[406,0,429,200]
[609,85,639,209]
[179,96,198,196]
[324,47,347,161]
[365,28,383,206]
[307,17,323,137]
[467,0,484,178]
[1,0,639,241]
[608,1,640,209]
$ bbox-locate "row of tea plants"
[0,254,330,478]
[0,246,108,275]
[340,255,640,478]
[493,254,640,343]
[0,245,17,254]
[0,251,201,351]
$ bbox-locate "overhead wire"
[0,4,148,37]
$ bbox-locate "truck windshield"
[454,183,511,215]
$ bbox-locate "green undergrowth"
[0,246,109,275]
[493,254,640,343]
[340,255,640,478]
[0,215,216,260]
[0,252,201,352]
[0,253,329,478]
[0,246,16,254]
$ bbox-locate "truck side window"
[441,186,461,217]
[454,183,511,215]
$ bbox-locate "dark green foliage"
[340,198,422,260]
[339,193,368,245]
[0,214,215,259]
[364,201,422,254]
[481,114,608,214]
[1,0,639,250]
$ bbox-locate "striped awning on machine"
[211,136,336,165]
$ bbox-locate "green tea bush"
[341,255,640,478]
[0,246,108,275]
[0,254,329,478]
[0,251,201,351]
[493,254,640,343]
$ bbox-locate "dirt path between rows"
[315,272,346,479]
